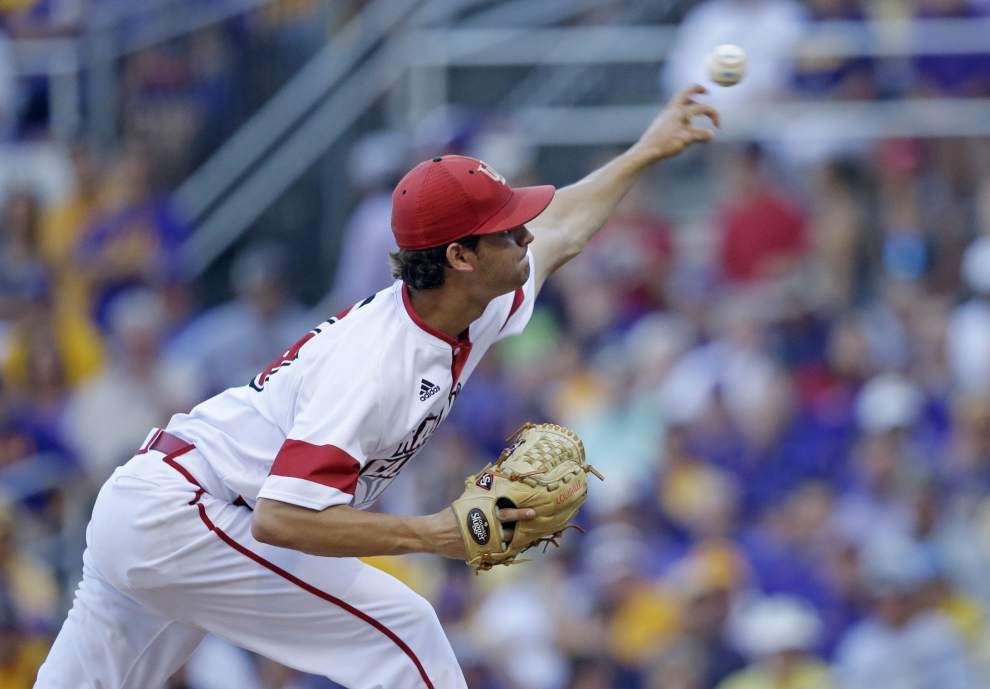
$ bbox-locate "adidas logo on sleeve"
[419,379,441,401]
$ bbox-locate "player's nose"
[516,226,534,246]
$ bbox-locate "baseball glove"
[450,422,604,572]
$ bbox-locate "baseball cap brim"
[470,184,555,237]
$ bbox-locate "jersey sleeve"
[493,250,538,342]
[256,343,380,510]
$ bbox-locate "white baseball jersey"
[165,252,536,512]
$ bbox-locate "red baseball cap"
[391,155,555,250]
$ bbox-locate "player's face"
[475,225,533,293]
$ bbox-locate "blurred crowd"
[1,0,990,687]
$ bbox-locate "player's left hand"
[633,85,720,162]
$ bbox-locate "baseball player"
[35,86,717,689]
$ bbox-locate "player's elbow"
[251,499,295,548]
[558,238,584,265]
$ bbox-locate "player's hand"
[426,506,536,560]
[632,85,720,163]
[425,508,469,560]
[495,506,537,546]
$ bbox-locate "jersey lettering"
[249,330,318,391]
[249,315,338,391]
[248,297,378,392]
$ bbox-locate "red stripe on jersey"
[269,440,361,495]
[500,287,525,332]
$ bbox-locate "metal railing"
[8,0,279,140]
[176,0,625,279]
[175,6,990,281]
[400,16,990,146]
[409,18,990,66]
[173,0,422,231]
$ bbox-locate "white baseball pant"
[34,441,467,689]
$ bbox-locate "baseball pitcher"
[35,86,717,689]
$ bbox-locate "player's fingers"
[675,84,707,105]
[502,528,514,544]
[497,507,536,522]
[688,103,721,128]
[690,127,715,143]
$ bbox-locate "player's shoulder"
[306,282,405,354]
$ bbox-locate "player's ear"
[445,241,478,273]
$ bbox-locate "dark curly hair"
[388,235,481,290]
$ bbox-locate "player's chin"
[499,269,528,296]
[518,256,531,281]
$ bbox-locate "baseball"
[706,43,747,86]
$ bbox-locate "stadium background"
[2,0,990,687]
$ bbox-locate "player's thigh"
[34,549,205,689]
[178,499,466,689]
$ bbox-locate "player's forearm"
[529,87,716,285]
[252,498,458,557]
[548,146,654,243]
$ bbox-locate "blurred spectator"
[853,373,924,437]
[62,289,202,483]
[943,395,990,494]
[834,537,979,689]
[665,542,748,686]
[0,500,58,635]
[1,186,104,388]
[567,656,618,689]
[120,28,236,183]
[833,373,930,545]
[739,483,860,651]
[0,141,74,208]
[717,145,807,285]
[164,241,310,393]
[75,141,190,330]
[659,443,740,541]
[467,569,571,689]
[805,160,869,310]
[328,130,408,309]
[0,592,49,689]
[6,328,71,445]
[2,292,104,395]
[0,189,47,322]
[872,139,931,288]
[947,235,990,392]
[580,522,670,659]
[39,143,104,279]
[646,640,709,689]
[720,595,835,689]
[557,179,676,334]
